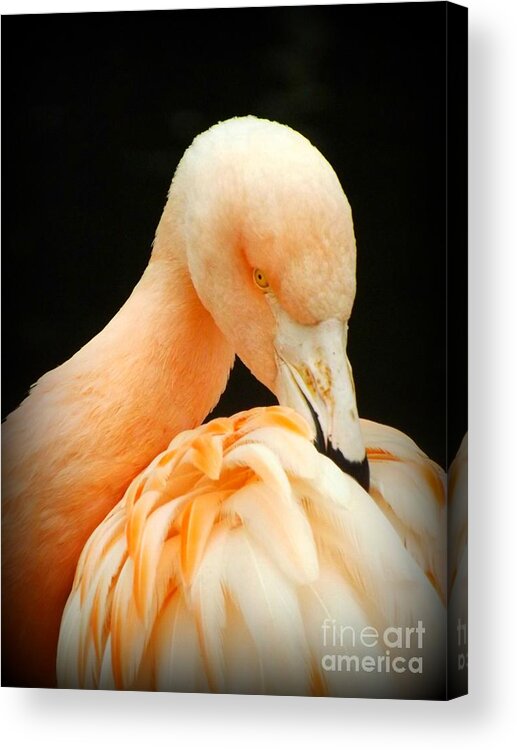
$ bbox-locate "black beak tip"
[300,391,370,492]
[323,444,370,492]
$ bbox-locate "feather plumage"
[57,407,445,697]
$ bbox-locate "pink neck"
[1,217,234,686]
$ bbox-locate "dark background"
[1,3,463,467]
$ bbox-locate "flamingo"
[2,116,445,696]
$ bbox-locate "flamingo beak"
[274,315,370,492]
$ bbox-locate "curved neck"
[89,246,234,445]
[56,207,235,456]
[1,207,234,687]
[4,188,236,519]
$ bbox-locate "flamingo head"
[171,116,369,490]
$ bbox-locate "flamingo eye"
[253,268,270,290]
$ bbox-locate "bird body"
[57,407,445,697]
[2,116,446,695]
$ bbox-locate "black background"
[2,3,461,467]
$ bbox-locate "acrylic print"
[1,3,468,699]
